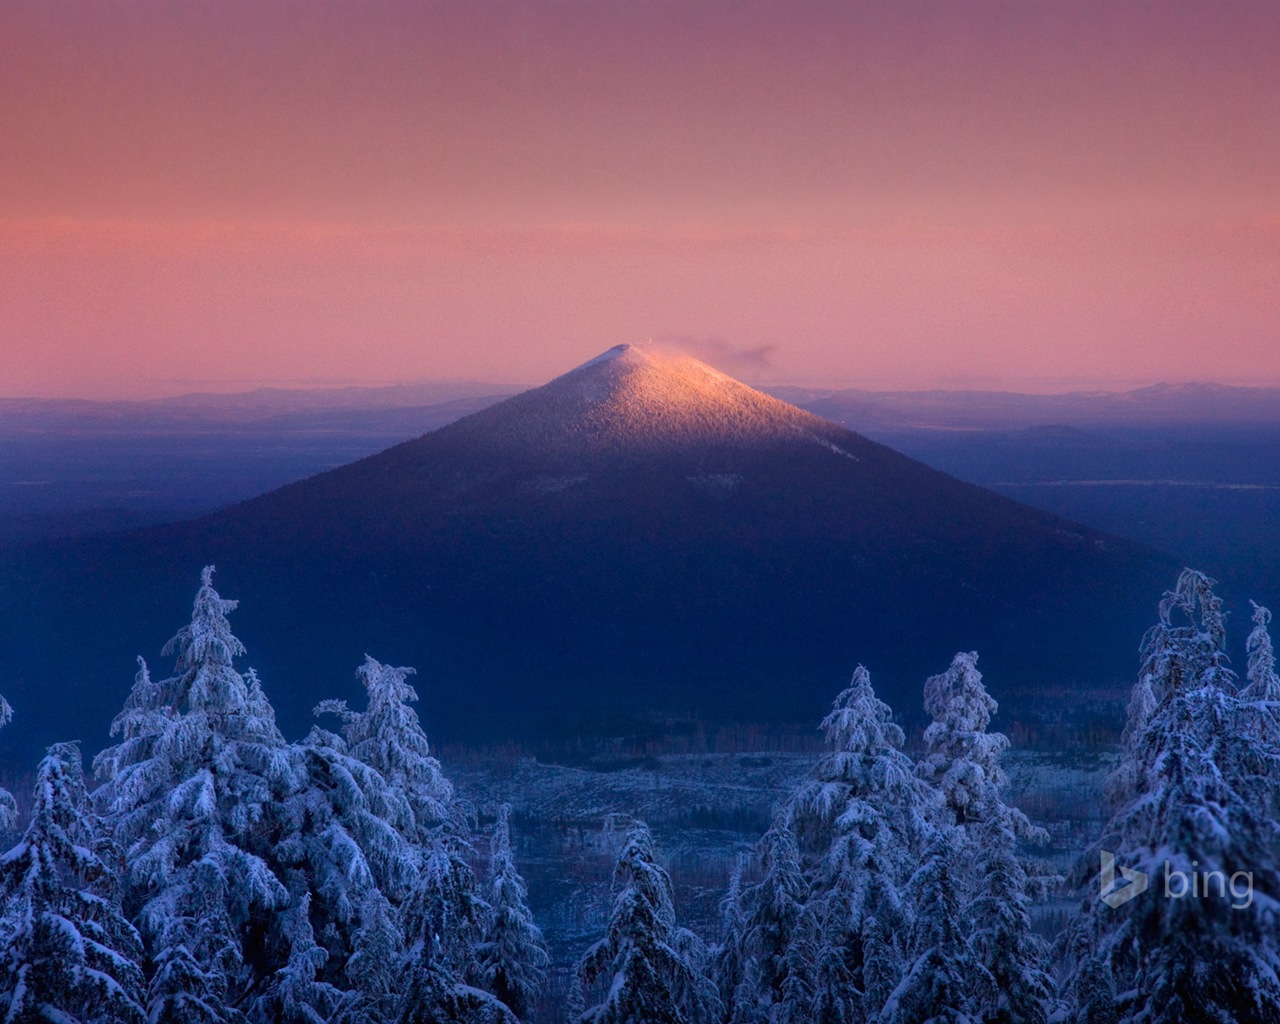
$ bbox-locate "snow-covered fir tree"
[397,934,519,1024]
[576,819,718,1024]
[1241,600,1280,830]
[92,568,296,1019]
[1246,601,1279,700]
[859,870,907,1020]
[793,665,935,881]
[1243,602,1280,765]
[1063,570,1280,1024]
[332,891,403,1024]
[1107,568,1233,809]
[254,893,344,1024]
[88,573,502,1024]
[320,656,454,846]
[879,826,987,1024]
[912,653,1054,1023]
[274,717,416,991]
[1063,917,1118,1024]
[146,941,247,1024]
[146,925,249,1024]
[968,809,1054,1024]
[723,818,807,1024]
[775,900,819,1024]
[710,857,747,1022]
[0,692,14,833]
[300,653,484,1010]
[398,823,512,1024]
[786,665,935,1024]
[916,652,1008,827]
[667,925,720,1024]
[403,826,489,981]
[473,804,548,1020]
[0,742,147,1024]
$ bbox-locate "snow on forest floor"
[449,746,1119,1013]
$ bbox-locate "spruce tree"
[879,826,987,1024]
[1245,602,1279,701]
[146,937,247,1024]
[333,891,403,1024]
[916,652,1006,828]
[710,857,747,1022]
[1243,602,1280,775]
[324,656,454,846]
[1064,570,1280,1024]
[397,934,518,1024]
[474,805,548,1020]
[398,827,508,1024]
[0,743,147,1024]
[787,665,935,1023]
[313,656,481,1023]
[402,830,489,983]
[275,719,416,989]
[254,894,343,1024]
[0,693,15,833]
[807,883,866,1024]
[793,665,935,883]
[725,819,807,1024]
[775,902,820,1024]
[93,568,295,1015]
[668,926,720,1024]
[914,652,1054,1023]
[576,820,715,1024]
[969,811,1053,1024]
[860,870,907,1019]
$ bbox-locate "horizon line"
[6,375,1280,405]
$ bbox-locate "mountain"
[0,346,1177,760]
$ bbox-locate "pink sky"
[2,1,1278,398]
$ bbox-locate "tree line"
[1,566,1278,1023]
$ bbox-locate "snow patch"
[687,473,743,496]
[532,474,588,494]
[809,434,859,460]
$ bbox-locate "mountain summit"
[1,347,1177,755]
[444,343,838,455]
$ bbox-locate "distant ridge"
[0,381,520,431]
[0,346,1178,760]
[6,371,1279,437]
[780,381,1280,431]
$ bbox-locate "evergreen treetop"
[0,742,147,1024]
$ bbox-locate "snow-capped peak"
[442,343,834,455]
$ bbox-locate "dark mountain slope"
[0,346,1177,759]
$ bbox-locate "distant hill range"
[7,378,1280,434]
[771,381,1280,431]
[0,379,518,430]
[1,348,1185,760]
